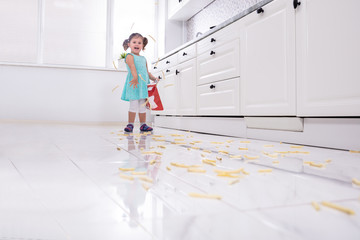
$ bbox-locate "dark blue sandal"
[140,124,153,132]
[124,124,134,132]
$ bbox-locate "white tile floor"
[1,122,360,240]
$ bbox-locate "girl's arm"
[146,62,159,83]
[126,54,139,89]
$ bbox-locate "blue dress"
[121,53,150,101]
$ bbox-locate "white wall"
[0,65,131,123]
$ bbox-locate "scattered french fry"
[202,159,216,166]
[229,179,240,185]
[171,134,184,137]
[191,146,200,150]
[139,176,153,183]
[116,147,121,151]
[309,162,325,168]
[218,150,229,154]
[174,138,185,141]
[131,171,147,175]
[211,142,224,144]
[112,85,119,92]
[291,145,304,148]
[203,150,212,153]
[240,141,251,143]
[158,145,166,149]
[349,150,360,153]
[229,155,242,159]
[352,178,360,186]
[119,167,135,171]
[244,155,259,160]
[148,34,156,42]
[321,201,355,215]
[238,147,248,150]
[188,168,206,173]
[203,159,216,163]
[188,192,222,200]
[142,183,150,191]
[312,201,320,211]
[214,168,243,174]
[325,159,332,163]
[258,169,272,173]
[272,161,280,164]
[138,74,147,83]
[166,166,171,171]
[119,174,134,180]
[149,160,156,165]
[263,145,274,147]
[201,154,206,157]
[216,156,222,161]
[217,173,241,178]
[112,60,118,70]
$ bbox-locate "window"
[42,0,107,67]
[0,0,39,63]
[0,0,156,69]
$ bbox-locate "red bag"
[146,84,163,111]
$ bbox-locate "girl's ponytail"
[143,37,148,50]
[123,39,129,50]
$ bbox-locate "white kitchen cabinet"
[168,0,213,21]
[177,59,197,115]
[197,39,240,86]
[240,0,296,116]
[296,0,360,116]
[156,66,178,115]
[197,77,240,115]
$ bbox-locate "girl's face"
[128,36,144,55]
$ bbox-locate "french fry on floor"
[258,169,273,173]
[321,201,355,215]
[139,176,154,183]
[131,171,147,175]
[119,167,135,171]
[311,201,320,211]
[119,174,134,180]
[188,168,206,173]
[352,178,360,186]
[188,192,222,200]
[229,179,240,185]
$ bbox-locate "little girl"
[121,33,159,133]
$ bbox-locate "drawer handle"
[166,69,170,73]
[257,8,264,14]
[293,0,301,9]
[153,66,157,69]
[211,38,216,42]
[210,51,216,55]
[182,52,187,56]
[158,76,162,79]
[210,84,216,89]
[166,61,170,64]
[175,70,180,75]
[179,0,182,2]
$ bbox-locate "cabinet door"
[158,67,178,115]
[296,0,360,116]
[177,59,197,115]
[197,39,240,85]
[197,78,240,115]
[240,0,295,116]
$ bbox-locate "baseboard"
[154,116,360,150]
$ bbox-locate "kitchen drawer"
[197,20,241,55]
[152,58,163,71]
[197,77,240,115]
[177,44,196,63]
[163,53,178,69]
[197,39,240,85]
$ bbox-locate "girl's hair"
[123,33,148,51]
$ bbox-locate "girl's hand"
[129,78,139,89]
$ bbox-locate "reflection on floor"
[0,122,360,240]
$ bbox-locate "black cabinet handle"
[166,61,170,64]
[210,84,215,89]
[257,8,264,14]
[210,51,215,55]
[166,69,170,72]
[158,76,162,79]
[211,38,216,42]
[293,0,301,9]
[153,66,157,69]
[175,70,180,75]
[179,0,182,2]
[182,52,187,56]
